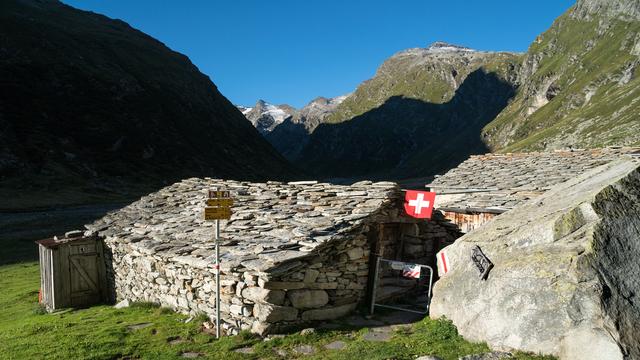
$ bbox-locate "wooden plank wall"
[38,246,54,309]
[441,211,497,234]
[37,237,107,311]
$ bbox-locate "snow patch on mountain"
[237,100,296,134]
[261,103,289,125]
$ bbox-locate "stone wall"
[102,220,378,335]
[102,209,461,335]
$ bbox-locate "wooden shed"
[36,232,107,311]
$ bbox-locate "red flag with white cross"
[404,190,436,219]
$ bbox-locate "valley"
[1,0,639,359]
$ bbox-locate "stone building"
[85,179,460,335]
[428,148,639,233]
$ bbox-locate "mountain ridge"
[482,0,640,151]
[285,42,521,180]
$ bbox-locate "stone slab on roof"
[86,179,400,274]
[428,147,640,213]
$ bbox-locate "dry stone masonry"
[430,147,640,213]
[85,179,459,335]
[429,147,640,233]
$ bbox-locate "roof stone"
[428,147,640,212]
[86,178,400,273]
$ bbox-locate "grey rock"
[288,290,329,309]
[233,347,254,354]
[572,0,640,20]
[64,230,83,238]
[181,352,202,358]
[301,303,357,321]
[253,303,298,322]
[114,299,130,309]
[346,247,364,260]
[293,344,315,355]
[324,340,346,350]
[303,269,320,283]
[127,322,153,331]
[362,328,392,342]
[241,287,285,305]
[459,352,511,360]
[299,328,315,336]
[431,161,640,359]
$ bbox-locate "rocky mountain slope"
[237,100,296,134]
[483,0,640,151]
[293,43,521,180]
[263,95,348,160]
[0,0,297,209]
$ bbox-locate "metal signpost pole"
[215,217,220,339]
[204,188,232,340]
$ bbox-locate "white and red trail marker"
[404,190,436,219]
[438,251,450,275]
[402,264,421,279]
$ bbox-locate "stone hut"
[85,179,460,335]
[428,148,640,233]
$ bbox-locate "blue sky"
[64,0,575,108]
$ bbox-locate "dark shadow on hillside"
[0,203,124,265]
[265,118,310,161]
[296,68,517,182]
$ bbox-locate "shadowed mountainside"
[0,0,298,209]
[297,69,517,180]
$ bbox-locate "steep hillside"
[0,0,297,209]
[294,43,521,180]
[483,0,640,151]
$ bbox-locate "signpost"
[206,198,234,207]
[204,207,232,219]
[204,188,232,339]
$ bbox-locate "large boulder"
[430,159,640,360]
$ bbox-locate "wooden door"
[68,242,102,307]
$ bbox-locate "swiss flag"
[404,190,436,219]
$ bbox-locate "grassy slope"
[0,262,555,359]
[326,52,521,125]
[483,13,640,151]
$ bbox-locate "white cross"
[408,193,430,214]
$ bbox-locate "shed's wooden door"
[68,243,102,307]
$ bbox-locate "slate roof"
[428,147,640,213]
[86,179,400,273]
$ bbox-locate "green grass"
[483,14,640,151]
[0,262,556,359]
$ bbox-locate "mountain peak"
[426,41,475,52]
